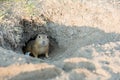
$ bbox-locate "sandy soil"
[0,0,120,80]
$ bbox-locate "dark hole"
[22,34,58,58]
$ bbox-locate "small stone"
[18,57,22,61]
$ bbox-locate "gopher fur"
[23,34,49,58]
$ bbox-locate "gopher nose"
[42,41,45,45]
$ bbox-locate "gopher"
[23,34,49,58]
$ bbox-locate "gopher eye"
[46,36,49,38]
[39,36,41,38]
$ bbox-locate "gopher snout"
[42,41,46,46]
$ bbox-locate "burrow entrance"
[19,18,59,58]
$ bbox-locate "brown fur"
[24,34,49,58]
